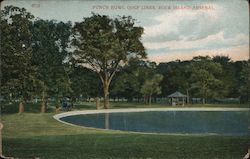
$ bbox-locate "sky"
[2,0,249,63]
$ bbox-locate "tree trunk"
[55,97,61,113]
[95,97,100,110]
[144,96,147,104]
[9,93,13,104]
[18,101,24,113]
[202,84,206,104]
[202,98,205,104]
[186,89,189,104]
[41,101,46,113]
[103,81,109,109]
[40,91,46,113]
[149,95,152,105]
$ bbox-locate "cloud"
[143,6,222,42]
[142,2,249,61]
[143,4,249,61]
[144,31,249,51]
[148,44,249,63]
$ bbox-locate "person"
[62,101,67,111]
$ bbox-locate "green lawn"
[1,102,249,159]
[1,101,249,114]
[75,101,250,109]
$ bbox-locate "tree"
[111,73,140,101]
[72,14,146,108]
[68,65,101,102]
[31,19,72,112]
[189,56,223,104]
[1,6,40,113]
[157,60,191,99]
[212,55,236,97]
[212,55,231,65]
[141,74,163,105]
[239,61,250,103]
[111,58,156,102]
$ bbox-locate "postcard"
[0,0,249,158]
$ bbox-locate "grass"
[1,101,248,114]
[0,102,249,158]
[75,101,250,109]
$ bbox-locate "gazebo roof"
[168,91,187,98]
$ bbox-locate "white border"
[54,107,249,121]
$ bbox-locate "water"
[60,111,249,135]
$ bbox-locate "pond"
[58,110,249,135]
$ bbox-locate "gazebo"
[168,91,187,106]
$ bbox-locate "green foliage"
[1,6,248,106]
[141,74,163,105]
[212,55,231,65]
[111,73,140,100]
[1,5,40,102]
[212,56,237,97]
[31,19,72,100]
[111,58,156,101]
[239,61,250,103]
[1,6,73,111]
[157,60,191,97]
[72,14,146,75]
[141,74,163,96]
[72,13,146,108]
[69,65,101,99]
[190,56,223,103]
[153,56,248,104]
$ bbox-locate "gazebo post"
[182,97,184,106]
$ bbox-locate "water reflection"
[60,111,249,135]
[104,113,109,129]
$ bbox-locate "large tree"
[111,58,156,102]
[1,6,40,113]
[156,60,191,99]
[31,19,72,111]
[212,55,237,97]
[141,74,163,105]
[68,65,101,102]
[239,61,250,103]
[189,56,223,104]
[72,14,146,108]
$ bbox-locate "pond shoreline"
[54,107,249,136]
[54,107,250,119]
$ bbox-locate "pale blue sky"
[2,0,249,62]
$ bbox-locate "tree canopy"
[110,58,156,101]
[31,19,72,110]
[141,74,163,105]
[72,14,146,108]
[1,6,40,112]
